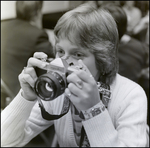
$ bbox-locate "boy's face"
[55,38,100,81]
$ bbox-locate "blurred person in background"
[122,1,142,35]
[132,10,149,44]
[120,1,149,44]
[1,1,54,109]
[134,1,149,18]
[101,3,149,125]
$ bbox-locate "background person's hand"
[65,60,100,111]
[18,52,49,101]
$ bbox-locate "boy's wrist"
[79,101,105,120]
[21,90,36,101]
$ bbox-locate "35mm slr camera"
[34,58,83,101]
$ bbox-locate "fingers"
[19,67,37,88]
[18,69,37,100]
[76,59,95,83]
[69,69,94,86]
[19,73,35,88]
[76,70,94,82]
[78,59,91,75]
[64,86,87,111]
[33,52,48,59]
[27,57,49,68]
[68,83,82,96]
[24,67,37,81]
[67,73,83,89]
[27,52,49,68]
[20,52,50,88]
[67,59,95,87]
[64,87,80,103]
[64,88,72,98]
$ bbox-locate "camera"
[34,58,83,101]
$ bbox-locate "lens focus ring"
[34,71,66,101]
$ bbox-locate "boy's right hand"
[18,52,49,101]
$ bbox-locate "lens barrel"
[34,71,66,101]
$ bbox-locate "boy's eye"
[73,52,83,58]
[56,49,65,57]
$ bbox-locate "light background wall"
[1,1,70,20]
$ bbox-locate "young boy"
[1,3,148,147]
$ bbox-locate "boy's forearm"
[1,89,37,147]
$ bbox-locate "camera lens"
[35,71,66,101]
[36,78,55,101]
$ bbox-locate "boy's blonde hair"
[54,3,119,84]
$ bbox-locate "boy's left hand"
[65,60,100,111]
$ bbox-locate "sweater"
[1,74,148,147]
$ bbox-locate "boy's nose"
[66,56,78,66]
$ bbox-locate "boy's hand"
[18,52,49,101]
[65,60,100,111]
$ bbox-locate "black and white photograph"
[1,1,149,147]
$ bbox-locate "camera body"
[34,58,82,101]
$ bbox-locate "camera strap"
[38,96,70,121]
